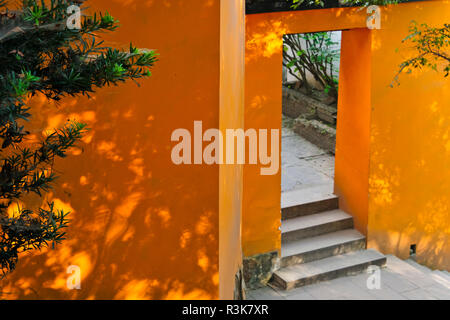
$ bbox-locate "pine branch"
[0,0,156,277]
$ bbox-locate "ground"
[247,117,450,300]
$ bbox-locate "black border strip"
[245,0,428,15]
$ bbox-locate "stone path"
[247,255,450,300]
[281,116,334,193]
[254,116,450,300]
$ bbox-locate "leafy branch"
[0,0,156,278]
[393,21,450,86]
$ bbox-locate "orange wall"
[1,0,245,299]
[244,7,368,258]
[367,1,450,270]
[244,1,450,271]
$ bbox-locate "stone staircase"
[271,189,387,290]
[405,259,450,290]
[248,254,450,300]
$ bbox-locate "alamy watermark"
[68,3,382,176]
[171,121,279,176]
[66,3,381,30]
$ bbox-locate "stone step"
[281,229,366,268]
[272,249,387,290]
[282,209,353,243]
[281,187,338,220]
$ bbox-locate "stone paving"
[281,116,334,193]
[247,256,450,300]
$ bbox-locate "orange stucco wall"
[1,0,245,299]
[244,7,368,258]
[367,1,450,270]
[244,1,450,271]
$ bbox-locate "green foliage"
[393,21,450,85]
[283,32,340,99]
[0,0,156,277]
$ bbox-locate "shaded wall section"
[335,28,372,236]
[368,0,450,270]
[1,0,224,299]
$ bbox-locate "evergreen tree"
[0,0,156,277]
[394,21,450,85]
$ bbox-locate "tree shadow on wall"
[0,0,223,300]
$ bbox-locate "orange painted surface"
[367,1,450,270]
[335,28,372,236]
[244,1,450,271]
[244,7,367,258]
[2,0,449,301]
[1,0,245,299]
[219,0,245,300]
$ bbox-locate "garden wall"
[1,0,246,300]
[282,85,336,154]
